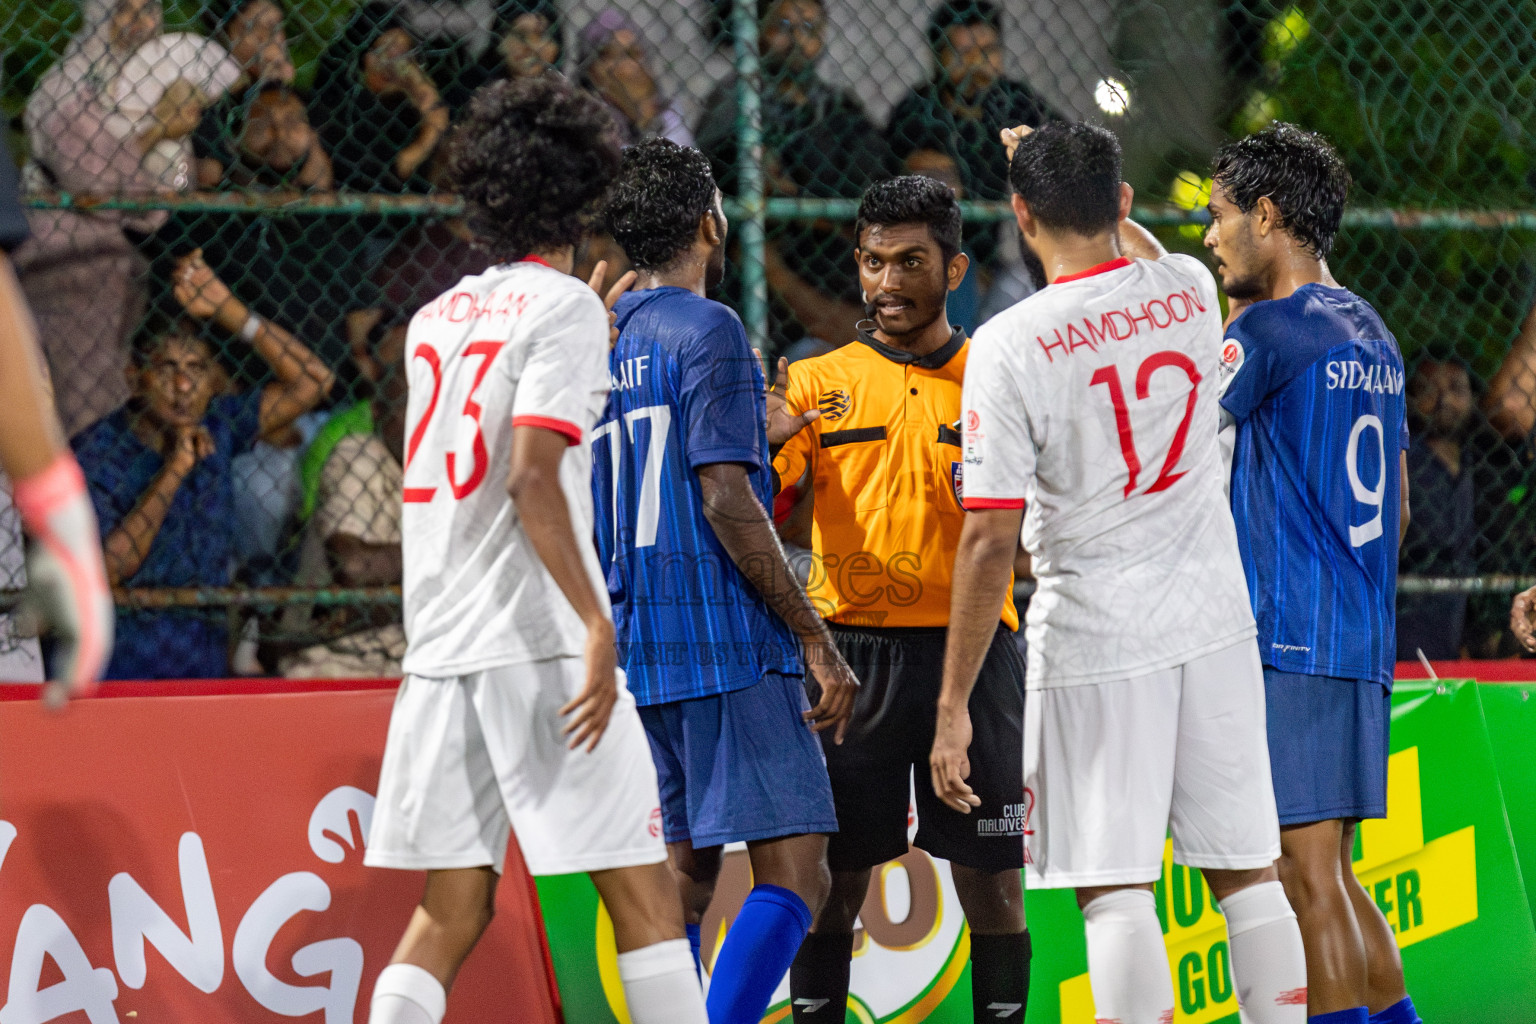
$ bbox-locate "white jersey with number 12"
[399,259,612,678]
[961,254,1255,689]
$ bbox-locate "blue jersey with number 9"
[1220,284,1408,687]
[592,287,802,706]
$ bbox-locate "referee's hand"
[1511,585,1536,653]
[930,705,982,814]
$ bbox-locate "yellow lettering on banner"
[1058,748,1479,1023]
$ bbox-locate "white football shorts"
[366,657,667,876]
[1023,639,1281,888]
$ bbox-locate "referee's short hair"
[855,175,963,264]
[604,138,720,272]
[1007,121,1122,237]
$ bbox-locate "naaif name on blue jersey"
[1325,359,1404,395]
[612,354,650,391]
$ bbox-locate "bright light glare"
[1094,77,1130,116]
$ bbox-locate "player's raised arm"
[173,249,335,437]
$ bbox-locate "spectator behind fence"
[1397,357,1477,660]
[72,253,333,679]
[443,0,564,111]
[195,0,333,189]
[312,2,450,192]
[887,0,1058,268]
[577,9,693,148]
[15,0,174,437]
[698,0,899,350]
[281,312,409,678]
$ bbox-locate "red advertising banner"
[0,685,561,1024]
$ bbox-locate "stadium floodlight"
[1094,77,1131,116]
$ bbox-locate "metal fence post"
[731,0,768,349]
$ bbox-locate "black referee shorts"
[811,622,1026,874]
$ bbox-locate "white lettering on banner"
[232,873,363,1024]
[1325,360,1404,395]
[110,833,223,993]
[308,787,375,864]
[0,905,120,1024]
[0,785,374,1024]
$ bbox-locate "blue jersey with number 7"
[1220,283,1408,687]
[592,286,802,706]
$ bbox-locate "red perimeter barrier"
[1394,659,1536,681]
[0,680,562,1024]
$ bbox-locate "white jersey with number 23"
[399,258,612,678]
[961,254,1256,689]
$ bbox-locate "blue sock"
[1310,1010,1369,1024]
[1369,997,1422,1024]
[686,922,702,975]
[705,884,812,1024]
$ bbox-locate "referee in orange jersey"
[773,177,1029,1023]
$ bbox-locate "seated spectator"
[312,2,449,192]
[281,311,409,678]
[72,252,333,679]
[443,0,564,111]
[577,10,693,148]
[1398,356,1477,660]
[698,0,899,350]
[887,0,1058,270]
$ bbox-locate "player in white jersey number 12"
[929,123,1309,1024]
[361,78,707,1024]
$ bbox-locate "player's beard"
[705,239,727,293]
[1019,233,1048,292]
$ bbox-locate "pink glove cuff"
[13,453,88,534]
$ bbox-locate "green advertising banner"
[534,680,1536,1022]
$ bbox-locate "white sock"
[1219,881,1308,1023]
[369,963,447,1024]
[1082,889,1176,1024]
[618,938,708,1024]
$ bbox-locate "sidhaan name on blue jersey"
[1219,283,1408,687]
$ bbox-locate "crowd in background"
[3,0,1533,679]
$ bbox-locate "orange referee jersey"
[773,327,1019,630]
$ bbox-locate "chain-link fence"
[1,0,1532,677]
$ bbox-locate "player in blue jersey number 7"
[596,139,858,1024]
[1206,124,1421,1024]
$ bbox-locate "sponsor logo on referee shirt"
[819,389,852,420]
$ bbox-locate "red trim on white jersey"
[963,496,1027,510]
[519,255,553,268]
[511,414,582,446]
[1054,256,1132,284]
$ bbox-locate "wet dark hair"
[130,314,210,367]
[927,0,1002,53]
[1211,122,1350,259]
[604,138,718,272]
[1007,121,1122,236]
[448,76,621,261]
[856,175,963,264]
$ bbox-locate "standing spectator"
[1398,357,1477,660]
[443,0,564,110]
[16,0,173,437]
[576,10,693,148]
[697,0,899,350]
[72,253,333,679]
[312,2,450,192]
[887,0,1058,267]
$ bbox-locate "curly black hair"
[1008,121,1122,236]
[855,175,963,263]
[1211,122,1350,259]
[448,76,621,261]
[604,138,719,271]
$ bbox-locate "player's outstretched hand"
[803,638,859,744]
[929,703,981,814]
[1511,585,1536,653]
[12,457,113,709]
[999,124,1034,164]
[758,351,820,446]
[586,260,638,348]
[562,619,620,752]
